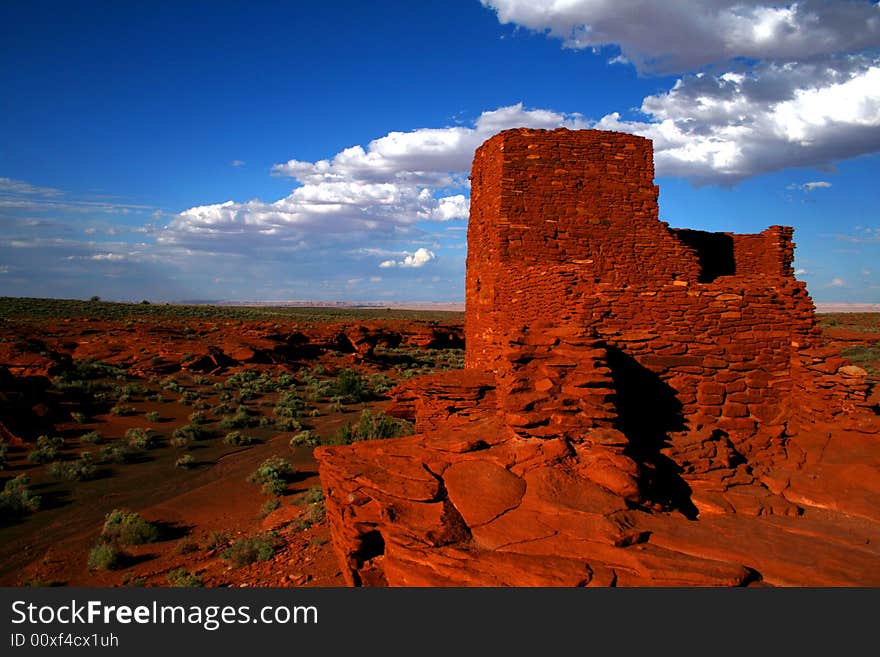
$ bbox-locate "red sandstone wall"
[731,226,796,278]
[464,127,841,448]
[494,129,698,284]
[466,128,702,369]
[465,133,506,369]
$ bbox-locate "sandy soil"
[0,311,461,587]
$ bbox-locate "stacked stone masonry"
[316,128,880,587]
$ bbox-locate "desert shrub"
[80,430,104,445]
[125,427,157,450]
[71,411,88,424]
[224,369,255,389]
[330,422,351,444]
[289,430,318,449]
[175,540,199,555]
[110,404,136,417]
[299,486,324,505]
[237,388,256,401]
[28,435,64,464]
[223,431,254,446]
[145,411,161,423]
[181,390,200,403]
[247,456,293,496]
[175,454,196,469]
[166,568,202,587]
[160,377,183,393]
[841,343,880,376]
[258,374,280,393]
[328,410,413,446]
[368,373,397,395]
[272,403,300,418]
[169,432,190,449]
[221,534,278,567]
[188,410,208,425]
[306,501,326,525]
[260,498,281,517]
[191,375,210,386]
[114,383,144,401]
[219,406,257,429]
[87,543,124,571]
[274,417,302,432]
[172,424,204,445]
[329,397,345,412]
[204,531,230,551]
[99,442,141,464]
[100,509,159,545]
[214,401,234,416]
[303,374,333,401]
[52,359,126,390]
[273,391,305,418]
[0,475,41,519]
[225,369,280,395]
[332,369,369,402]
[49,452,97,481]
[293,502,326,532]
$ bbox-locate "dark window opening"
[673,229,736,282]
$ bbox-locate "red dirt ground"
[0,310,876,587]
[0,311,463,587]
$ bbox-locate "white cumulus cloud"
[378,247,436,269]
[164,103,586,252]
[271,104,585,187]
[482,0,880,74]
[593,61,880,184]
[90,253,127,261]
[478,2,880,184]
[801,181,832,191]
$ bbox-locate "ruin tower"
[464,128,849,451]
[466,129,698,367]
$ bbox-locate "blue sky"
[1,0,878,304]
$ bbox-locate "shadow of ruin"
[316,128,880,586]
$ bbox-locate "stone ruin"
[315,128,880,586]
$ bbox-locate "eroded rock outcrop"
[316,128,880,587]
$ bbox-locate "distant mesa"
[316,128,880,587]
